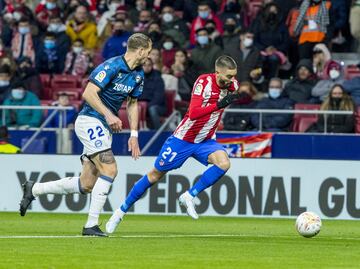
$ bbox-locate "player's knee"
[216,159,230,171]
[103,165,118,179]
[81,184,93,193]
[147,169,164,183]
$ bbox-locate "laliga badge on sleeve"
[194,83,203,95]
[95,70,106,83]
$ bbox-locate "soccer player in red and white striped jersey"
[106,55,242,233]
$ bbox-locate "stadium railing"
[225,108,354,133]
[0,105,74,153]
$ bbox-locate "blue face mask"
[18,27,30,35]
[269,88,282,99]
[11,89,26,100]
[46,2,57,10]
[198,11,209,19]
[44,40,56,49]
[197,35,209,45]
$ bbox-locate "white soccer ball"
[295,211,322,238]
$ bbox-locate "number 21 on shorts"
[87,126,105,141]
[162,147,177,162]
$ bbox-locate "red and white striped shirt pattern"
[174,73,238,143]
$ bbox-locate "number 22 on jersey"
[87,126,105,141]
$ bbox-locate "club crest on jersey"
[135,75,142,83]
[95,140,102,148]
[194,83,203,95]
[95,71,106,83]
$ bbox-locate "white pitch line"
[0,234,360,241]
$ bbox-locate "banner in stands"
[0,155,359,220]
[217,133,273,158]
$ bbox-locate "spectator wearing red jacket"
[35,0,62,31]
[190,1,223,46]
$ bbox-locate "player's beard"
[219,79,231,89]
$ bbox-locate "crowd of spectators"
[0,0,359,133]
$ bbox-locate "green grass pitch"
[0,212,359,269]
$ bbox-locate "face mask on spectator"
[331,97,342,107]
[48,23,64,33]
[224,24,235,33]
[0,80,10,87]
[269,88,281,99]
[13,12,22,21]
[46,2,57,10]
[329,69,340,80]
[198,11,209,19]
[242,37,253,48]
[73,47,83,54]
[44,40,56,49]
[163,41,173,50]
[162,13,173,23]
[11,88,25,100]
[18,26,30,35]
[197,36,209,45]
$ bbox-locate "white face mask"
[0,80,10,87]
[163,41,173,50]
[11,89,26,100]
[73,47,83,54]
[162,13,173,23]
[242,37,253,48]
[329,69,340,80]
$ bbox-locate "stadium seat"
[118,103,146,130]
[93,50,104,66]
[165,90,176,116]
[71,100,83,111]
[39,74,51,88]
[291,103,320,132]
[137,101,148,129]
[52,88,83,100]
[41,87,53,100]
[244,0,263,27]
[345,65,360,80]
[298,117,317,133]
[51,74,80,89]
[118,107,130,129]
[81,78,89,89]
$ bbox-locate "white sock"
[114,208,126,220]
[85,176,113,228]
[32,177,82,197]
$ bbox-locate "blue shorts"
[154,135,226,172]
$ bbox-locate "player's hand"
[105,113,122,133]
[128,136,141,160]
[217,93,242,109]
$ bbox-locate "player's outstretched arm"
[126,97,141,160]
[82,82,122,132]
[188,93,242,121]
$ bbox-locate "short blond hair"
[127,33,152,51]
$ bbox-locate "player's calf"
[84,150,117,230]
